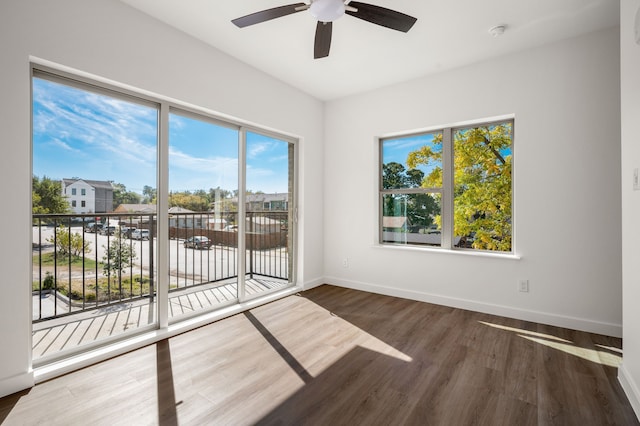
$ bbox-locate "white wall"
[620,0,640,417]
[0,0,324,397]
[324,28,622,336]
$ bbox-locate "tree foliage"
[169,191,210,212]
[112,182,142,209]
[407,123,512,251]
[382,162,439,229]
[168,187,236,212]
[33,175,70,215]
[142,185,157,204]
[47,226,91,258]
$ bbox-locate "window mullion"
[157,102,170,329]
[442,128,454,249]
[237,129,247,302]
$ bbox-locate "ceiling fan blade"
[345,1,417,32]
[232,3,308,28]
[314,21,333,59]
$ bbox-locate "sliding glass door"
[31,65,298,361]
[31,70,159,361]
[242,131,296,301]
[168,110,240,321]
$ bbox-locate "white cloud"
[33,78,158,166]
[47,139,79,153]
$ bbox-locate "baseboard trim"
[324,277,622,338]
[619,363,640,421]
[0,371,34,399]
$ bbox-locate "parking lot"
[32,225,289,285]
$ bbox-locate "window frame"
[378,117,514,254]
[31,62,300,360]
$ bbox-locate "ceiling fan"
[231,0,417,59]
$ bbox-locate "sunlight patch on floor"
[520,335,622,367]
[479,321,572,343]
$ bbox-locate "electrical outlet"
[518,279,529,293]
[342,258,349,268]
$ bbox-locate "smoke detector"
[489,25,506,37]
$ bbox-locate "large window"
[31,65,297,362]
[380,119,513,252]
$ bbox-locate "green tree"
[209,187,232,200]
[169,191,210,212]
[407,123,512,251]
[47,226,91,258]
[142,185,157,204]
[32,175,70,214]
[102,235,137,277]
[111,182,142,209]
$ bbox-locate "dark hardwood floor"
[1,285,638,425]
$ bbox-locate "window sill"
[374,243,521,260]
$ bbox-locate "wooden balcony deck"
[32,278,289,360]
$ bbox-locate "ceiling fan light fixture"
[309,0,345,22]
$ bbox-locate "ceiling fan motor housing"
[309,0,345,22]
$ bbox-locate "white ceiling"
[119,0,619,101]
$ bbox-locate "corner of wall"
[619,362,640,420]
[302,277,325,291]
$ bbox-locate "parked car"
[131,229,150,240]
[84,222,101,233]
[120,226,136,238]
[184,236,212,250]
[99,225,117,236]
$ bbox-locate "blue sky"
[32,78,290,195]
[382,132,442,176]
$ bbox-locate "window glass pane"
[453,122,513,251]
[168,112,239,320]
[245,131,294,299]
[32,76,158,360]
[382,193,442,246]
[382,132,443,189]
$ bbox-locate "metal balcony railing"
[32,211,290,322]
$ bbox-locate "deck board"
[32,278,288,359]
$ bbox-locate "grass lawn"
[34,252,99,270]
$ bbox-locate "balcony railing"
[32,211,290,323]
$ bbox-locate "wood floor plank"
[1,285,638,425]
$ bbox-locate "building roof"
[168,206,194,214]
[62,178,114,190]
[229,193,289,203]
[382,216,408,228]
